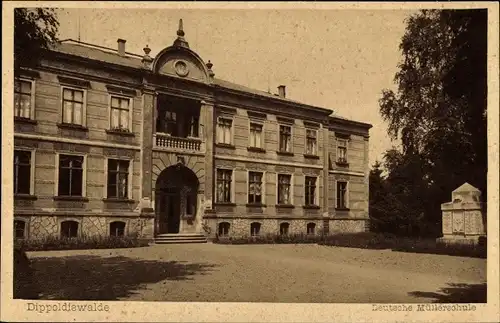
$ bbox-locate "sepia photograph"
[2,2,499,322]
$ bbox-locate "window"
[279,125,292,152]
[217,117,232,144]
[305,176,317,206]
[250,222,261,236]
[306,129,317,155]
[107,159,129,199]
[249,123,263,148]
[307,222,316,235]
[218,222,230,236]
[216,169,232,203]
[60,221,79,238]
[337,139,348,163]
[248,171,263,204]
[277,174,292,204]
[58,155,84,197]
[14,150,31,195]
[110,96,130,131]
[163,110,177,136]
[110,221,126,237]
[14,220,26,239]
[189,115,199,137]
[62,88,84,125]
[14,79,33,119]
[337,181,348,209]
[279,222,290,235]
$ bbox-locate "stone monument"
[438,183,486,245]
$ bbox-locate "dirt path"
[28,243,486,303]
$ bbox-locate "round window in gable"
[174,60,189,77]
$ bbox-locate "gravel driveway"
[28,243,487,303]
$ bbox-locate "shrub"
[14,234,149,252]
[214,233,325,245]
[214,231,486,258]
[318,232,486,258]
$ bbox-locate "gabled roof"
[48,39,372,129]
[52,40,144,69]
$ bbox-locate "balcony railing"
[154,133,202,151]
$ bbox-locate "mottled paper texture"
[1,1,499,322]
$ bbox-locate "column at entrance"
[201,100,215,211]
[140,86,156,212]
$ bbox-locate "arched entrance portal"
[155,164,199,234]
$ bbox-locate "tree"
[14,8,59,72]
[368,161,387,232]
[378,9,487,233]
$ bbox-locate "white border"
[1,3,498,323]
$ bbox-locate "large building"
[13,20,372,242]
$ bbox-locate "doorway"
[158,187,181,234]
[155,163,200,236]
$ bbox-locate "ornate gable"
[151,19,214,84]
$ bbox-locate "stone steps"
[154,233,208,244]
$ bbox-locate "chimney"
[117,39,126,56]
[278,85,286,98]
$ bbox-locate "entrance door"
[166,191,181,233]
[157,188,181,234]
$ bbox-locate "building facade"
[13,21,372,242]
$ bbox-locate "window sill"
[14,194,37,200]
[103,198,135,203]
[215,143,236,149]
[14,117,37,125]
[275,204,295,209]
[57,123,89,132]
[335,161,350,167]
[214,202,236,206]
[54,196,89,202]
[304,154,320,160]
[303,205,320,210]
[246,203,266,207]
[335,207,350,211]
[247,147,266,153]
[276,151,294,157]
[106,129,135,137]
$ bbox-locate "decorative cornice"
[106,84,137,97]
[303,121,320,129]
[57,75,91,88]
[16,68,40,79]
[276,116,295,125]
[247,110,267,120]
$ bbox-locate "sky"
[55,8,417,166]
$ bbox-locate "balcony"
[154,133,202,152]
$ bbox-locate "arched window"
[60,220,79,238]
[280,222,290,235]
[14,220,26,239]
[110,221,126,237]
[250,222,261,236]
[307,222,316,235]
[218,222,230,236]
